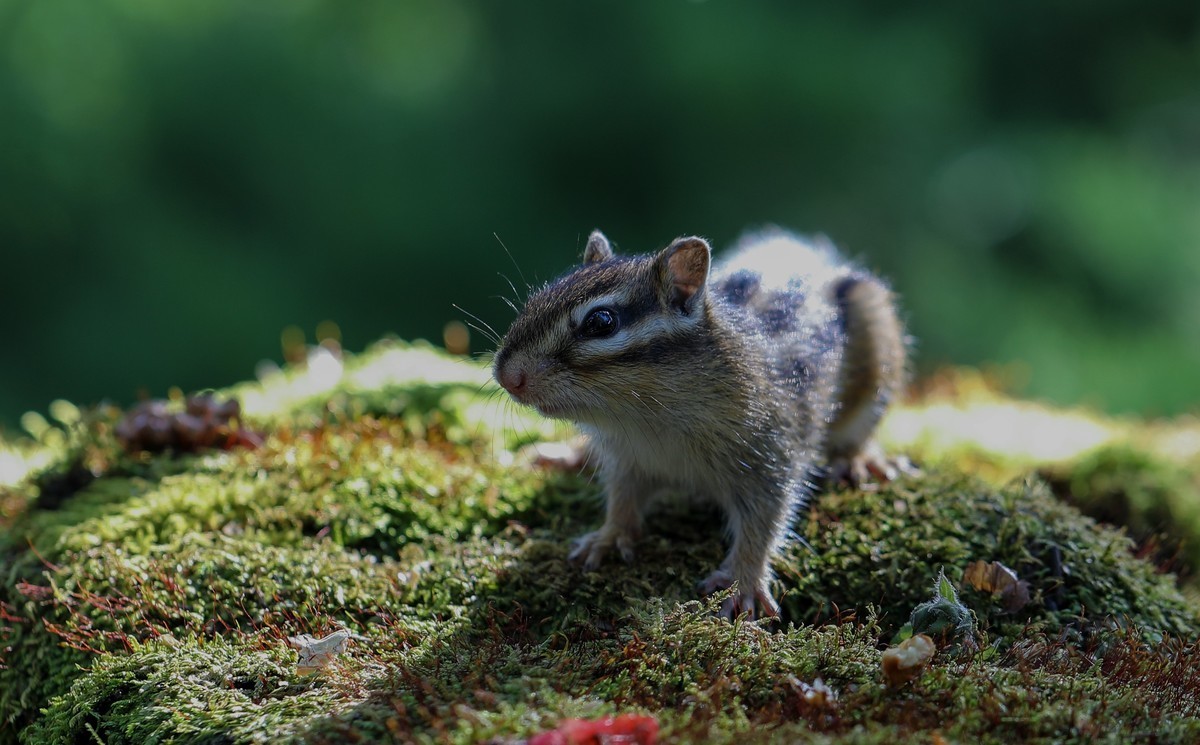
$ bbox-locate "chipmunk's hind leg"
[825,274,917,485]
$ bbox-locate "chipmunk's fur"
[493,229,910,618]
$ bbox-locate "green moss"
[1041,444,1200,582]
[4,419,556,571]
[27,596,1200,744]
[779,472,1199,643]
[22,637,332,744]
[2,342,1200,743]
[1,532,418,735]
[881,369,1200,593]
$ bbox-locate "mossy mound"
[782,474,1198,642]
[1040,445,1200,587]
[2,341,1199,743]
[882,368,1200,593]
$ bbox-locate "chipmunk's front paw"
[830,441,920,488]
[518,436,591,471]
[568,526,637,571]
[698,570,780,621]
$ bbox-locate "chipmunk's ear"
[656,236,711,314]
[583,229,614,264]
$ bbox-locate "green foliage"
[2,3,1199,426]
[907,568,977,647]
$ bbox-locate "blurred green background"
[2,0,1198,431]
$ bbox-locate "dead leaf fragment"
[882,633,936,687]
[790,676,838,709]
[287,629,352,674]
[116,394,262,454]
[963,560,1031,612]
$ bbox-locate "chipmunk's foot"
[518,436,591,471]
[830,441,920,488]
[698,569,780,621]
[568,525,637,571]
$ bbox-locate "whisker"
[496,273,523,309]
[493,293,520,315]
[629,390,659,416]
[452,303,502,343]
[464,321,501,346]
[472,378,495,398]
[493,233,530,296]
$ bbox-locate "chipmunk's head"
[493,229,712,421]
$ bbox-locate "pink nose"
[499,367,527,396]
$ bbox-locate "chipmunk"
[492,228,912,619]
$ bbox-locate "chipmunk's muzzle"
[494,352,569,416]
[493,349,539,405]
[497,366,527,397]
[493,347,523,396]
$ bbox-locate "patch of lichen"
[3,343,1200,743]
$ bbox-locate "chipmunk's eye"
[580,307,618,339]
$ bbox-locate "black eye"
[580,308,618,338]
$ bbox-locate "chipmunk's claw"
[830,443,920,489]
[698,570,780,621]
[518,437,591,471]
[568,527,637,571]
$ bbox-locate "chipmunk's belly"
[590,423,760,495]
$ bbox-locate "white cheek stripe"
[571,293,630,326]
[572,314,700,360]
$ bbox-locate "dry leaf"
[790,676,837,709]
[116,395,262,454]
[963,560,1031,612]
[882,633,936,687]
[287,629,352,674]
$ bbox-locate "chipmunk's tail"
[825,273,908,460]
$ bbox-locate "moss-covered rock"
[1,341,1198,744]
